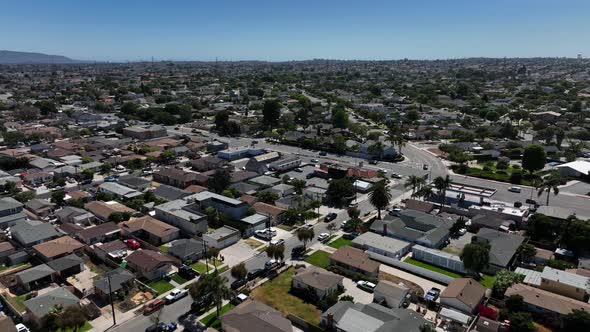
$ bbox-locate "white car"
[356,280,377,292]
[318,233,330,241]
[458,228,467,235]
[270,239,285,246]
[15,324,30,332]
[508,186,521,193]
[165,288,188,303]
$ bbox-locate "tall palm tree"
[369,182,392,219]
[537,172,561,206]
[189,271,231,318]
[265,243,285,262]
[404,175,426,196]
[433,175,451,207]
[297,227,315,249]
[415,186,433,200]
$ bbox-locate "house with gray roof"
[55,206,95,225]
[539,266,590,301]
[203,226,240,249]
[98,182,142,200]
[221,299,292,332]
[167,238,205,263]
[15,264,56,291]
[23,287,79,327]
[11,219,60,247]
[373,280,410,309]
[94,268,135,300]
[239,213,269,237]
[153,184,191,201]
[46,253,84,278]
[154,199,207,235]
[370,209,453,249]
[292,266,343,298]
[473,228,525,274]
[321,302,430,332]
[118,175,151,192]
[24,199,55,219]
[0,197,26,229]
[352,232,412,260]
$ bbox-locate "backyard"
[147,280,174,294]
[304,250,331,269]
[404,258,496,288]
[251,267,322,325]
[200,303,235,329]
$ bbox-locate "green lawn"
[147,280,175,294]
[5,293,29,313]
[191,262,212,274]
[218,265,229,274]
[57,322,93,332]
[200,303,235,329]
[158,245,169,253]
[0,262,29,272]
[251,267,322,325]
[404,258,496,288]
[170,273,188,284]
[329,237,353,249]
[304,250,332,269]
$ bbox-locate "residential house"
[352,232,412,260]
[23,172,53,186]
[268,156,302,171]
[29,157,63,172]
[75,222,120,245]
[15,264,56,291]
[373,280,410,309]
[239,214,269,237]
[23,287,79,328]
[539,266,590,301]
[125,249,175,281]
[321,302,429,332]
[120,216,180,245]
[330,246,380,278]
[55,206,95,225]
[440,278,487,314]
[0,197,26,229]
[167,238,206,263]
[24,199,55,219]
[32,236,85,261]
[505,283,590,320]
[473,228,525,274]
[252,202,287,225]
[84,201,136,222]
[153,167,205,188]
[154,199,208,235]
[0,241,16,264]
[153,184,191,201]
[220,299,293,332]
[118,175,152,192]
[292,266,343,298]
[191,156,228,172]
[98,182,143,200]
[46,253,85,279]
[122,125,167,139]
[266,184,295,198]
[94,268,135,301]
[189,191,250,220]
[202,226,241,249]
[370,210,453,249]
[11,219,60,247]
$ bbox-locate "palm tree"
[265,243,285,262]
[297,227,315,249]
[433,175,451,207]
[189,271,231,318]
[537,172,561,206]
[404,175,426,196]
[369,182,392,219]
[414,186,433,200]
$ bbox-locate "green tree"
[339,295,354,302]
[297,227,315,249]
[492,270,524,297]
[291,179,306,194]
[433,175,451,207]
[460,242,490,276]
[14,190,36,203]
[265,243,285,261]
[160,149,176,163]
[518,243,537,263]
[189,271,231,318]
[508,312,535,332]
[332,108,349,129]
[560,217,590,256]
[522,144,546,174]
[404,175,426,196]
[108,211,131,223]
[449,216,467,238]
[51,190,66,206]
[257,191,279,204]
[262,99,282,128]
[55,305,88,332]
[208,169,231,193]
[563,309,590,331]
[504,294,525,312]
[326,178,355,207]
[537,171,561,206]
[100,163,112,175]
[230,263,248,281]
[332,133,347,154]
[369,182,391,220]
[419,324,436,332]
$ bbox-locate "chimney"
[383,223,387,235]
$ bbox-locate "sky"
[1,0,589,62]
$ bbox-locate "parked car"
[356,280,377,292]
[178,265,199,279]
[270,239,284,246]
[324,213,337,222]
[423,164,429,170]
[247,269,266,281]
[425,287,441,301]
[232,293,248,305]
[165,289,188,303]
[311,159,319,163]
[388,208,402,216]
[104,176,118,182]
[80,179,92,185]
[342,232,359,240]
[15,324,30,332]
[369,159,378,165]
[302,224,313,229]
[306,173,315,179]
[294,168,303,173]
[231,278,247,290]
[458,228,467,235]
[508,186,521,193]
[318,233,330,241]
[391,173,402,179]
[319,151,327,156]
[146,322,177,332]
[291,245,305,257]
[265,259,281,270]
[191,294,212,312]
[124,239,140,250]
[143,299,165,315]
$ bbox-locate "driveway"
[221,240,257,267]
[342,278,373,304]
[379,264,446,298]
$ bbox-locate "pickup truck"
[165,289,188,303]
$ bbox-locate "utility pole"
[107,274,116,326]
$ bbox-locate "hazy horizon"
[2,0,589,62]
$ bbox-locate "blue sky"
[1,0,589,61]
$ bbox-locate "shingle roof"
[221,299,292,332]
[168,238,205,259]
[15,264,56,284]
[11,219,60,245]
[153,184,191,201]
[76,222,120,243]
[32,236,84,259]
[23,287,79,318]
[121,216,179,238]
[330,246,380,275]
[94,268,135,293]
[126,249,175,271]
[440,278,486,311]
[46,253,84,272]
[505,283,590,315]
[475,228,524,267]
[293,266,343,291]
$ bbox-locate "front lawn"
[304,250,331,269]
[170,273,188,284]
[200,303,235,329]
[251,267,322,325]
[147,280,175,294]
[404,258,496,288]
[329,237,353,249]
[191,261,212,274]
[57,322,93,332]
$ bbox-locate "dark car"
[191,294,212,313]
[425,287,441,301]
[247,269,266,281]
[80,179,93,185]
[231,278,247,290]
[291,245,305,257]
[324,213,337,222]
[423,164,429,170]
[178,265,199,279]
[369,159,378,165]
[319,151,327,156]
[342,232,359,240]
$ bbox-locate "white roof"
[556,160,590,174]
[515,267,542,286]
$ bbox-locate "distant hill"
[0,50,81,64]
